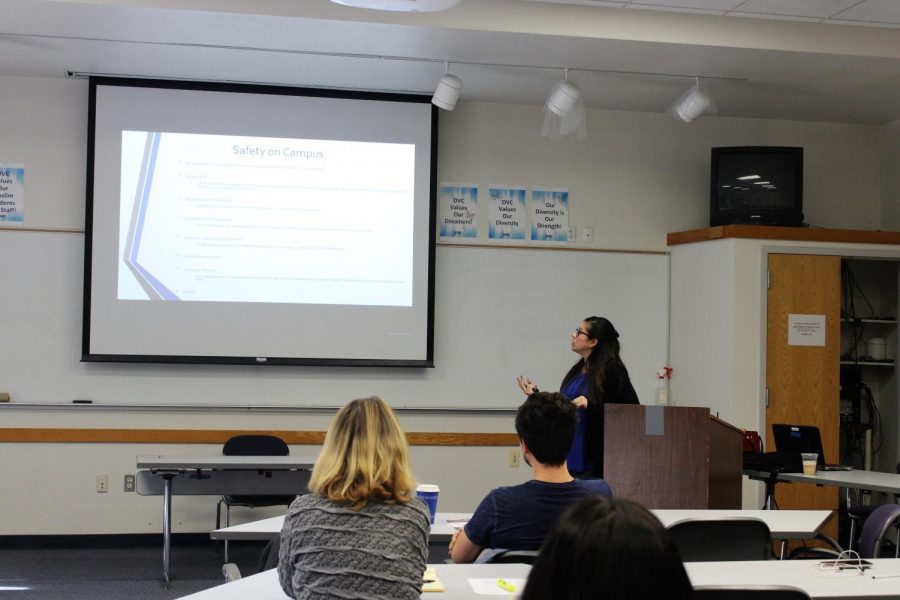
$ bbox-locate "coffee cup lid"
[416,484,440,492]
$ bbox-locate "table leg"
[163,474,174,587]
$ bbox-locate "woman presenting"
[518,316,638,477]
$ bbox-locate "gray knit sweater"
[278,494,430,600]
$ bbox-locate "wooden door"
[766,254,840,535]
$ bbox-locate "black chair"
[845,487,878,551]
[668,518,772,562]
[216,434,296,562]
[475,548,540,564]
[790,502,900,560]
[694,586,811,600]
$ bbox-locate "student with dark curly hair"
[449,392,612,563]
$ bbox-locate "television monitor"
[710,146,803,227]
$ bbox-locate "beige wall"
[2,73,900,533]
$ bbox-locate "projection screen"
[83,78,436,367]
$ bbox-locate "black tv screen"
[710,146,803,227]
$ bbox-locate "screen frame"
[709,146,804,227]
[82,76,437,368]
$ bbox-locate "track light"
[672,77,713,123]
[432,63,462,111]
[542,69,587,140]
[547,81,581,117]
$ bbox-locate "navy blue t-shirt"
[463,478,612,551]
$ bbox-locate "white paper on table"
[468,578,526,595]
[445,519,468,529]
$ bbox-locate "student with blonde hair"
[278,396,430,600]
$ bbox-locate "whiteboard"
[0,231,668,410]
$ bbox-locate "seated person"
[278,396,430,600]
[449,391,612,563]
[522,496,693,600]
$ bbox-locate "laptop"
[771,424,853,472]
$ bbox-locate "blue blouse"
[562,372,592,474]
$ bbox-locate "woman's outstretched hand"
[517,375,539,395]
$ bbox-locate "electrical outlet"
[567,226,576,242]
[509,449,520,468]
[583,227,594,243]
[124,474,135,492]
[96,474,109,493]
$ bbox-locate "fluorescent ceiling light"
[738,175,760,180]
[753,181,771,185]
[331,0,460,11]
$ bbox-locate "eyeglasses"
[573,328,591,338]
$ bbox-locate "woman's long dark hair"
[521,497,694,600]
[561,316,626,404]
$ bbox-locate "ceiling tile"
[628,0,744,9]
[727,11,820,23]
[831,0,900,24]
[625,4,727,15]
[730,0,862,19]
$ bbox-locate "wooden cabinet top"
[668,225,900,247]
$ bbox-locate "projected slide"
[118,131,415,306]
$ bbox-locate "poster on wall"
[488,186,526,241]
[439,183,478,239]
[0,163,24,226]
[531,188,568,243]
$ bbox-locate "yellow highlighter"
[496,578,516,593]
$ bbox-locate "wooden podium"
[603,404,742,509]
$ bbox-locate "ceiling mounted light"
[542,69,586,140]
[671,77,714,123]
[432,63,462,111]
[331,0,460,11]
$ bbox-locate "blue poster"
[488,186,526,240]
[0,164,24,225]
[531,188,569,242]
[439,183,478,239]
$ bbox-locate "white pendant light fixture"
[432,63,462,111]
[671,77,714,123]
[331,0,460,12]
[542,69,587,140]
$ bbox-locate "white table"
[746,468,900,510]
[686,558,900,599]
[136,454,314,585]
[210,509,830,543]
[178,563,531,599]
[654,509,833,539]
[211,512,471,542]
[177,560,900,599]
[776,470,900,494]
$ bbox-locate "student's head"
[579,316,621,364]
[522,496,693,600]
[514,391,577,467]
[309,396,415,509]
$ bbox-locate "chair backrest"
[857,503,900,558]
[222,434,289,456]
[484,549,540,564]
[694,585,811,600]
[668,518,772,562]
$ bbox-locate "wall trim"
[0,428,518,446]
